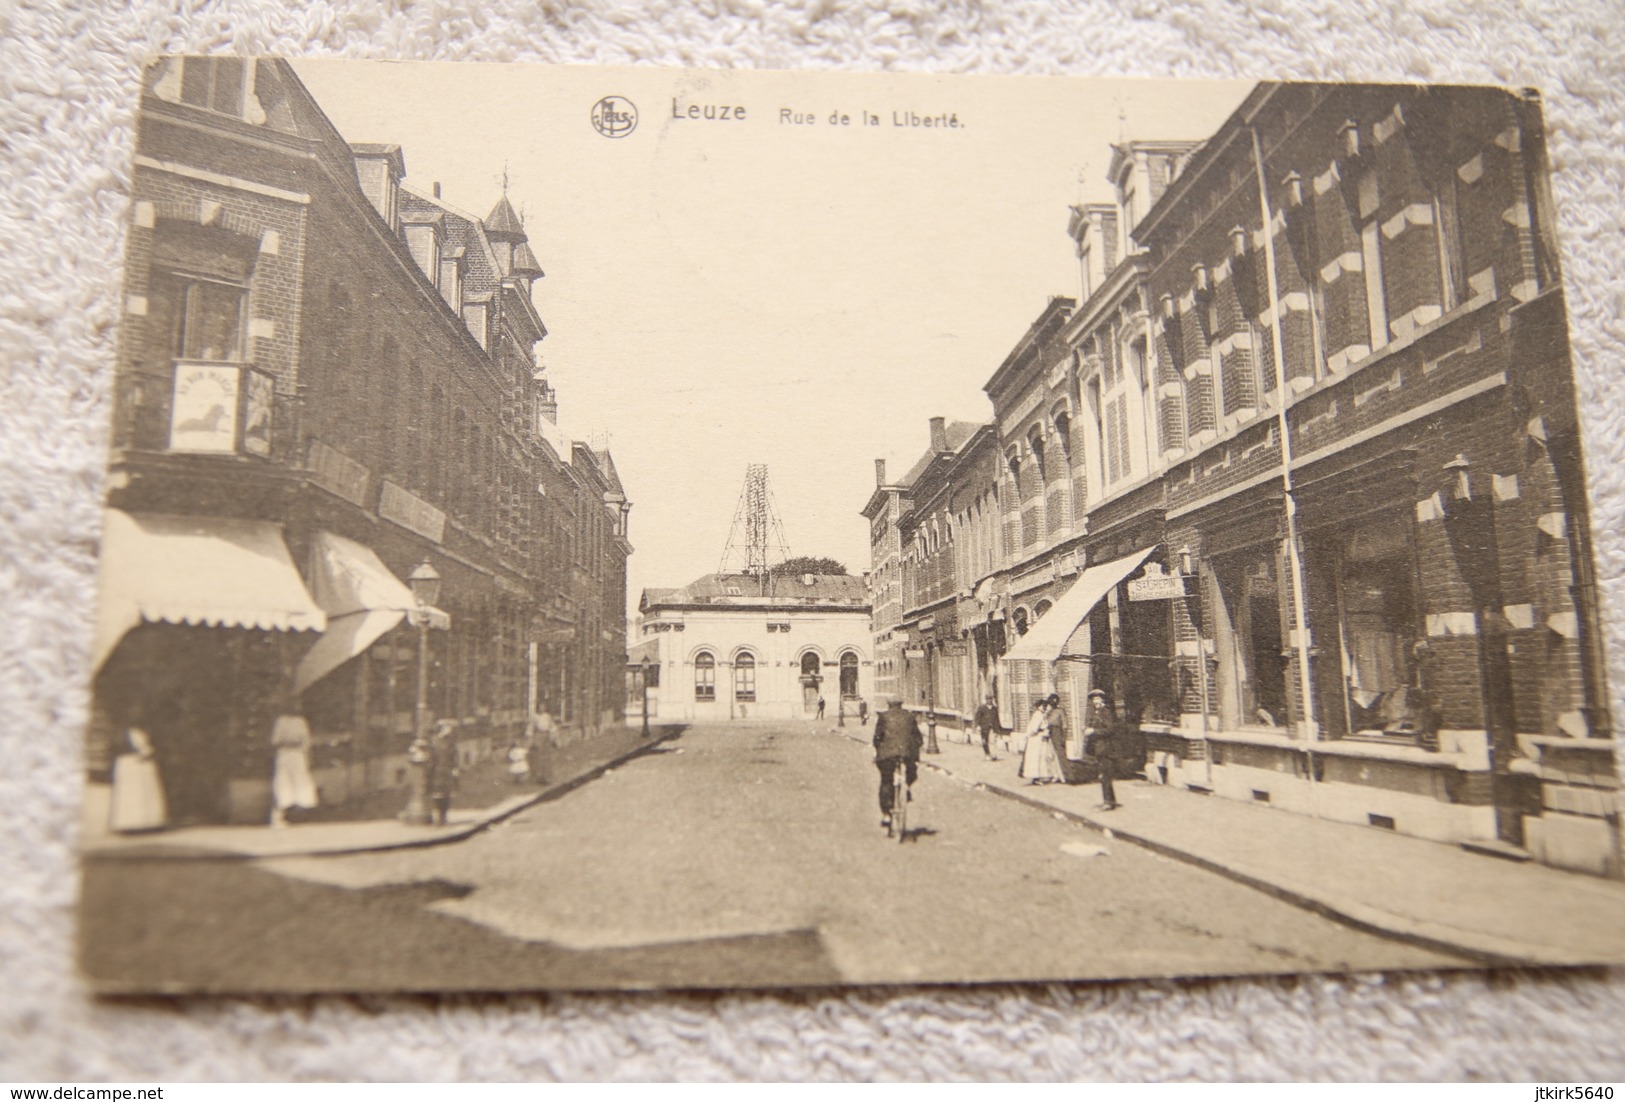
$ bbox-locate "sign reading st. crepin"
[1127,561,1188,601]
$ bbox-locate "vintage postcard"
[80,61,1625,993]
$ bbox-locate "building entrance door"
[799,653,822,714]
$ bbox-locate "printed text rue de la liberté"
[671,98,964,129]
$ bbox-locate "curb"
[834,726,1578,967]
[85,730,683,863]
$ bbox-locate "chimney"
[432,181,442,199]
[929,416,948,453]
[875,458,887,486]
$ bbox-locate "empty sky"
[292,62,1250,606]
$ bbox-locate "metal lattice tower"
[719,464,791,583]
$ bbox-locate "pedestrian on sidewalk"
[507,736,533,785]
[858,698,869,725]
[528,706,557,783]
[425,719,459,825]
[817,696,826,720]
[109,724,167,833]
[1020,695,1065,784]
[1015,698,1043,779]
[872,695,922,831]
[974,696,999,760]
[269,701,319,828]
[1083,689,1121,810]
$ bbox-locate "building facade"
[636,573,872,723]
[864,83,1617,876]
[89,58,631,827]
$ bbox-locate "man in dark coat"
[1083,689,1120,811]
[424,720,459,825]
[973,696,999,759]
[872,695,923,830]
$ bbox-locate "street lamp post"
[925,641,941,754]
[400,560,442,826]
[640,658,651,738]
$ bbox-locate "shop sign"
[903,647,926,659]
[169,362,241,453]
[379,480,446,543]
[241,369,275,457]
[308,441,371,507]
[1127,561,1187,601]
[939,641,969,658]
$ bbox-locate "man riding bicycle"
[873,695,923,832]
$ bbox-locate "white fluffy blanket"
[3,0,1623,1081]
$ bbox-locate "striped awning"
[294,531,449,692]
[92,509,326,670]
[1001,548,1156,663]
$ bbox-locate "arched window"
[800,651,821,678]
[734,652,756,702]
[694,652,715,701]
[1028,426,1047,481]
[839,651,859,699]
[1012,608,1030,636]
[1034,598,1053,621]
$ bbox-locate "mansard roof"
[398,187,504,296]
[897,420,982,488]
[644,572,868,609]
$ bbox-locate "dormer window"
[179,58,248,117]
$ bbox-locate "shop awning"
[92,509,326,671]
[1001,547,1157,663]
[293,531,448,693]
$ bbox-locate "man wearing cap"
[1083,689,1121,811]
[872,695,923,831]
[973,695,999,760]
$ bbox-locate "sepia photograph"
[76,59,1625,995]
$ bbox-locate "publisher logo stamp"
[591,96,638,138]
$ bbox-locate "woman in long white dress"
[270,711,319,827]
[1021,694,1066,784]
[110,726,167,832]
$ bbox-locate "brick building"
[89,58,631,827]
[864,83,1617,875]
[863,419,991,729]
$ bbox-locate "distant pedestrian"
[507,737,532,785]
[425,719,459,825]
[974,696,999,759]
[1021,694,1064,784]
[1084,689,1120,810]
[109,725,167,833]
[816,696,826,720]
[269,704,318,828]
[858,699,869,725]
[530,706,557,748]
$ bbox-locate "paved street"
[81,721,1459,992]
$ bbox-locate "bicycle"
[887,759,911,842]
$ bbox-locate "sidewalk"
[83,726,680,861]
[841,723,1625,967]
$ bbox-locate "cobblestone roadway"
[187,721,1462,989]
